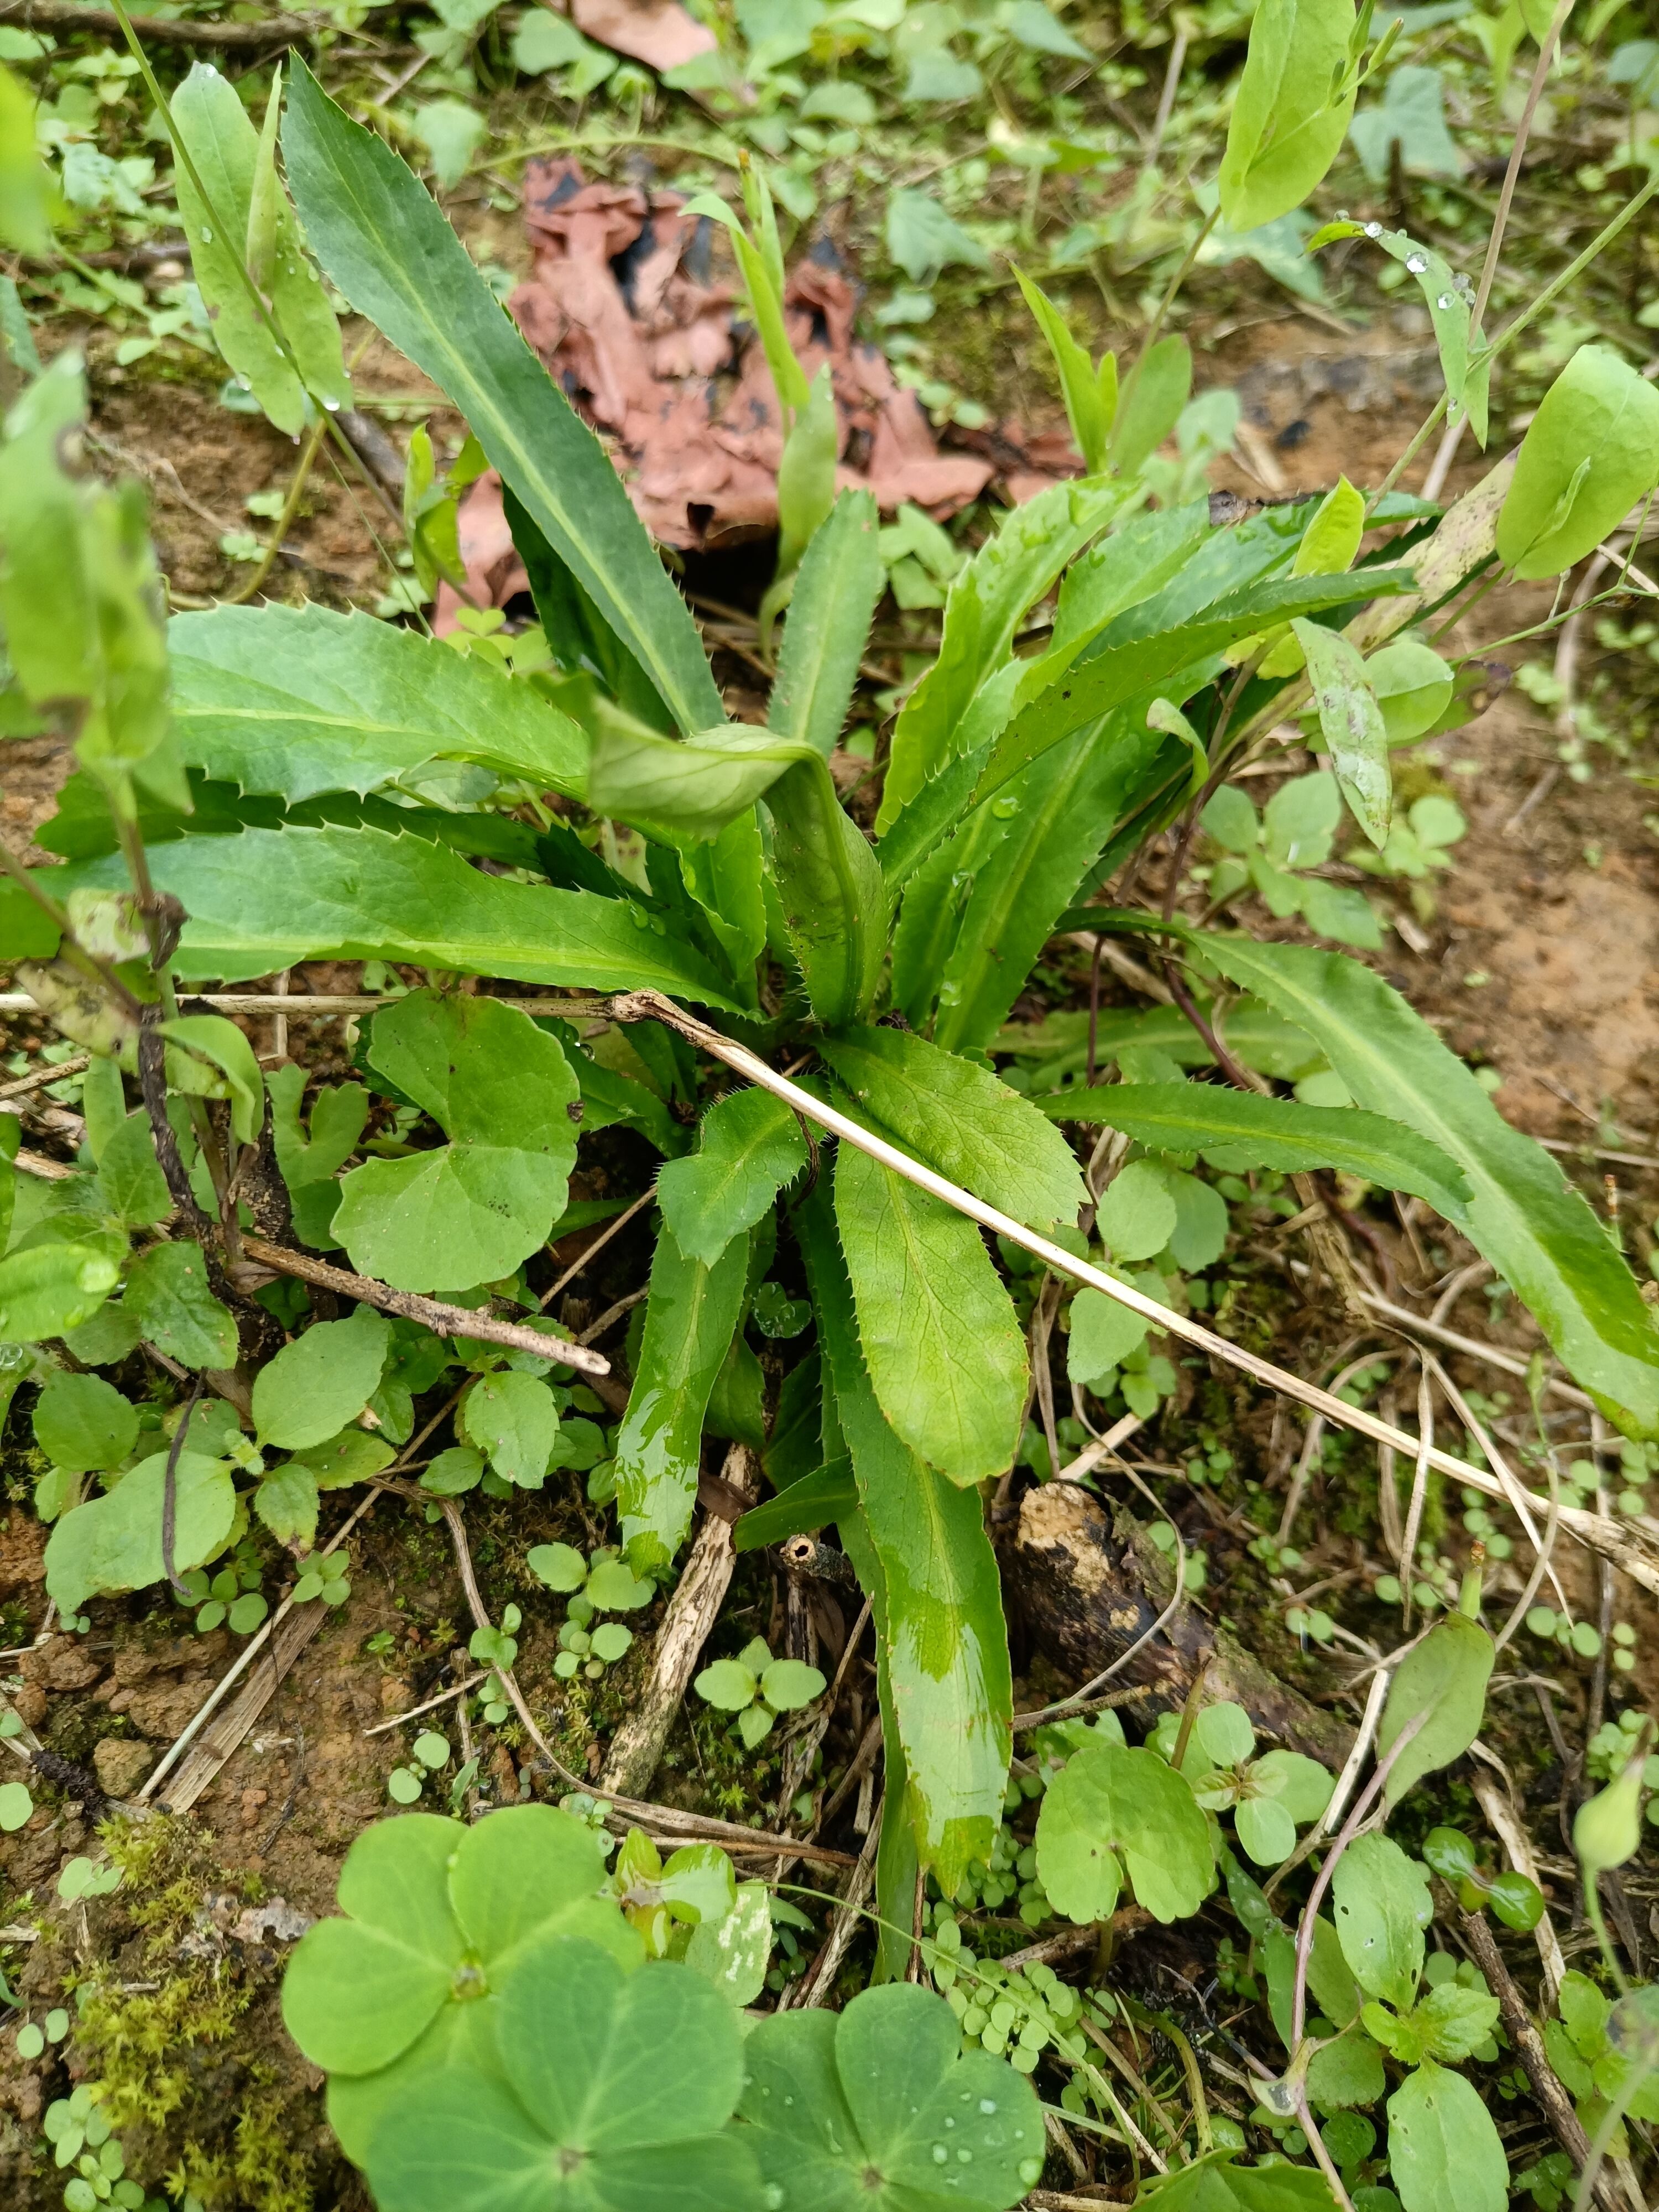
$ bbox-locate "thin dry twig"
[239,1237,613,1376]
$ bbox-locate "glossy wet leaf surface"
[364,1935,761,2212]
[737,1983,1044,2210]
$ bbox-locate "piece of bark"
[599,1442,759,1798]
[0,0,324,46]
[1003,1482,1353,1767]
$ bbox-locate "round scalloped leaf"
[361,1936,764,2212]
[1036,1743,1213,1925]
[738,1983,1045,2209]
[282,1804,641,2164]
[282,1814,462,2076]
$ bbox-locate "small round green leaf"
[1497,344,1659,581]
[418,1446,484,1497]
[760,1660,825,1713]
[526,1541,587,1593]
[387,1768,423,1803]
[32,1371,138,1475]
[695,1660,758,1712]
[583,1558,655,1611]
[412,1733,450,1770]
[0,1780,33,1831]
[1194,1702,1256,1767]
[589,1621,632,1665]
[1234,1794,1297,1867]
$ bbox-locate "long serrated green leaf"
[1197,935,1659,1434]
[1030,1080,1472,1220]
[656,1088,806,1266]
[818,1025,1086,1231]
[765,760,889,1029]
[876,504,1359,895]
[770,489,883,760]
[833,1140,1026,1485]
[615,1224,750,1571]
[799,1186,1011,1890]
[587,722,811,841]
[877,478,1125,833]
[170,604,589,805]
[901,714,1170,1053]
[281,63,722,739]
[171,63,350,435]
[976,566,1413,807]
[40,828,742,1005]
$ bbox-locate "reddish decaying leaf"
[435,160,1082,632]
[568,0,716,72]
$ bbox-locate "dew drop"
[1364,221,1383,238]
[758,2085,770,2098]
[1405,252,1428,275]
[200,227,213,244]
[991,795,1019,817]
[979,2099,997,2115]
[932,2146,949,2166]
[323,397,341,412]
[957,2149,973,2164]
[1018,2158,1044,2187]
[782,2096,794,2107]
[764,2190,785,2211]
[944,2116,956,2128]
[1437,293,1453,311]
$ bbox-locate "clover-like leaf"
[1036,1742,1213,1925]
[281,1805,641,2164]
[333,992,580,1293]
[739,1984,1043,2210]
[362,1934,764,2212]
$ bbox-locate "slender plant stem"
[1115,206,1219,426]
[1290,1712,1427,2046]
[1582,1871,1631,1996]
[225,409,331,606]
[159,1372,205,1600]
[1470,0,1577,343]
[1421,0,1577,500]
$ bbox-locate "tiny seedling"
[695,1637,826,1747]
